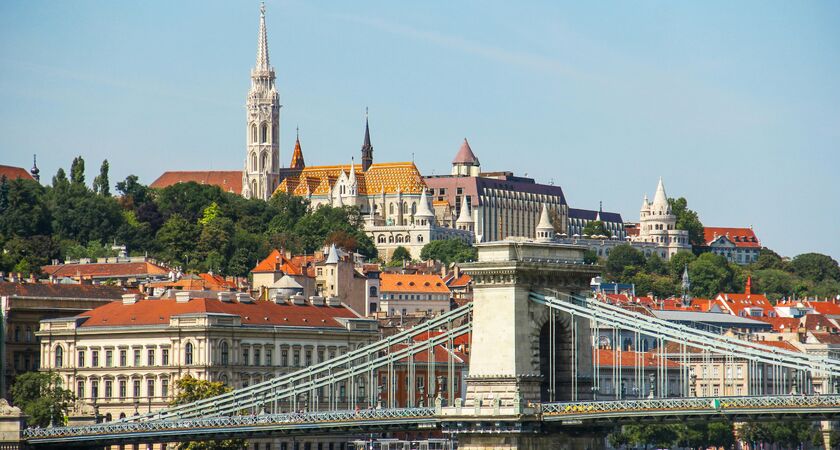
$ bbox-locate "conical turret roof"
[651,177,669,212]
[456,195,473,224]
[290,130,305,169]
[536,204,554,242]
[415,188,434,219]
[452,138,480,165]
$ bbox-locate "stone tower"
[361,111,373,171]
[242,2,281,201]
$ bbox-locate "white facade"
[241,4,281,201]
[630,178,691,259]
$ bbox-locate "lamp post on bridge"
[689,369,697,397]
[590,385,600,400]
[647,373,655,399]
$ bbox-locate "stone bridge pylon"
[445,237,603,449]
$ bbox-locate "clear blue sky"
[1,1,838,260]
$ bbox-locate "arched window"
[260,123,268,143]
[220,341,229,366]
[185,342,194,365]
[396,235,403,243]
[273,124,278,144]
[369,286,378,297]
[250,180,257,198]
[377,235,386,243]
[13,327,20,342]
[105,413,113,422]
[251,152,257,171]
[417,235,424,243]
[388,235,394,243]
[260,152,268,171]
[251,124,258,143]
[389,204,395,215]
[411,202,417,214]
[54,346,64,367]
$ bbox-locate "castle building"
[424,139,569,243]
[629,178,691,259]
[567,206,625,240]
[703,226,761,265]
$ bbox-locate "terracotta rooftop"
[704,227,760,248]
[446,274,472,288]
[275,162,425,197]
[41,261,170,280]
[252,249,320,276]
[380,273,450,294]
[150,171,243,195]
[0,282,131,300]
[77,297,362,328]
[804,301,840,316]
[596,348,681,369]
[452,138,480,165]
[146,273,235,292]
[0,165,34,181]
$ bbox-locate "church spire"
[290,127,305,170]
[255,2,270,71]
[361,108,373,171]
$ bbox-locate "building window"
[77,380,85,399]
[281,350,288,367]
[161,379,169,399]
[243,348,250,366]
[119,380,127,399]
[91,380,99,400]
[133,380,141,398]
[185,343,194,365]
[78,350,85,368]
[162,349,169,366]
[260,123,268,143]
[54,346,64,368]
[254,349,261,367]
[293,350,300,367]
[147,349,155,366]
[106,350,114,367]
[265,349,272,366]
[305,350,312,366]
[105,380,113,398]
[119,350,127,367]
[133,349,141,366]
[92,350,99,367]
[221,341,229,366]
[25,326,32,343]
[147,379,155,399]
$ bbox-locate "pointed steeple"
[325,243,340,264]
[536,204,554,242]
[456,195,473,231]
[451,138,480,176]
[348,157,357,193]
[290,127,305,169]
[415,187,435,224]
[361,108,373,171]
[255,2,271,72]
[640,194,650,212]
[651,177,670,213]
[681,264,691,306]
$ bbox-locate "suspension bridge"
[22,239,840,449]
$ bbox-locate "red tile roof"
[198,273,238,289]
[753,316,800,332]
[0,165,34,181]
[77,297,361,328]
[452,138,480,165]
[0,282,132,300]
[41,261,170,279]
[150,171,243,195]
[446,274,472,288]
[804,301,840,316]
[809,332,840,345]
[716,292,775,318]
[251,249,319,276]
[146,273,235,291]
[595,348,681,369]
[380,273,450,294]
[756,339,800,352]
[801,313,840,332]
[704,227,760,248]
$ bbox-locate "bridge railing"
[541,394,840,417]
[23,407,437,441]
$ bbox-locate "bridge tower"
[452,230,603,449]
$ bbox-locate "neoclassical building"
[629,178,691,259]
[38,291,378,421]
[424,139,569,243]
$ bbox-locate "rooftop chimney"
[175,291,191,303]
[217,292,234,303]
[310,296,325,306]
[122,294,140,305]
[236,293,253,304]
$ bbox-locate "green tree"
[63,240,117,260]
[419,239,477,265]
[93,159,110,196]
[293,205,377,259]
[70,156,85,185]
[52,168,68,188]
[10,371,74,428]
[669,251,696,279]
[0,175,8,213]
[47,182,125,245]
[605,244,646,280]
[171,376,245,450]
[388,246,412,266]
[0,178,51,240]
[689,252,735,297]
[116,174,150,206]
[668,197,704,246]
[752,248,787,270]
[581,220,609,237]
[790,253,840,283]
[155,182,228,223]
[155,214,200,268]
[752,268,798,300]
[582,249,599,265]
[645,254,668,276]
[266,193,309,234]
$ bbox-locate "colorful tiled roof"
[0,282,131,300]
[704,227,760,248]
[380,273,450,294]
[0,165,34,181]
[77,297,361,328]
[150,171,243,195]
[41,261,170,279]
[274,162,425,197]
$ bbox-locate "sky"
[1,1,839,260]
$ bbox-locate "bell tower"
[242,2,281,201]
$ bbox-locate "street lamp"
[689,369,697,397]
[647,373,656,399]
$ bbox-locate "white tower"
[242,3,281,201]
